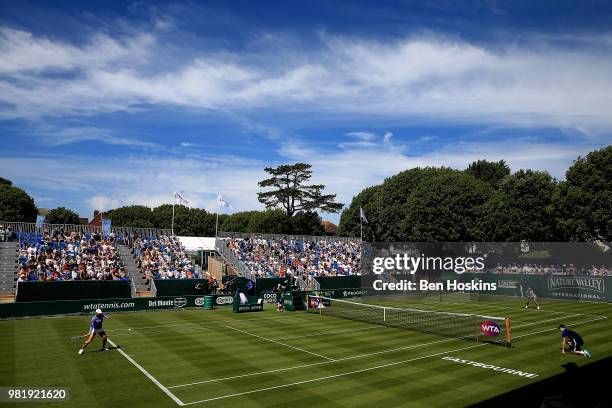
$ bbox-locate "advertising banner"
[0,295,208,319]
[101,219,112,237]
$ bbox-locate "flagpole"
[360,216,363,241]
[215,212,219,238]
[171,202,175,237]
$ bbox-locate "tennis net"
[306,295,511,347]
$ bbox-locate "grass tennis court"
[1,296,610,408]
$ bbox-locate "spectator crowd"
[223,236,362,282]
[129,235,199,280]
[17,230,127,282]
[488,263,611,277]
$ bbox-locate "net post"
[505,317,512,347]
[383,307,386,322]
[319,295,322,318]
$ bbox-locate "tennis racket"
[70,333,90,342]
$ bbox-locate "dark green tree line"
[338,146,612,242]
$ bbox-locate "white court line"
[511,315,586,328]
[181,342,489,405]
[110,314,370,338]
[226,325,335,361]
[169,314,607,393]
[180,315,608,405]
[271,325,381,340]
[107,338,184,406]
[108,312,342,336]
[167,335,462,389]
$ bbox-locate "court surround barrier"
[232,295,263,313]
[16,280,131,302]
[453,272,612,302]
[202,294,235,309]
[0,295,207,319]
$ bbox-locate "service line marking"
[177,315,607,405]
[168,314,605,389]
[225,325,335,361]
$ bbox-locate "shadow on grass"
[469,356,612,408]
[85,345,121,354]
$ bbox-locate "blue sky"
[1,0,611,224]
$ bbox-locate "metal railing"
[214,238,254,281]
[150,279,157,297]
[0,221,172,238]
[310,278,321,291]
[130,278,137,298]
[218,231,360,244]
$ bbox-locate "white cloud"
[1,27,612,134]
[416,135,437,143]
[345,131,376,141]
[87,195,121,212]
[339,131,407,150]
[34,125,158,147]
[0,153,268,219]
[0,27,153,74]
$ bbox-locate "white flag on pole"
[217,193,233,210]
[174,191,189,206]
[359,207,368,224]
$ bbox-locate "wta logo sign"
[480,320,501,337]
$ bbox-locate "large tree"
[46,207,81,225]
[338,168,494,241]
[478,170,557,241]
[289,211,325,236]
[400,170,493,241]
[0,180,37,222]
[221,211,260,233]
[465,160,510,188]
[221,209,324,235]
[257,163,343,216]
[498,170,557,241]
[554,146,612,241]
[106,205,154,228]
[151,205,216,236]
[337,185,381,240]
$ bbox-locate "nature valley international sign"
[547,276,605,293]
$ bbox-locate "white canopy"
[177,236,217,251]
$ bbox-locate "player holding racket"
[78,308,109,355]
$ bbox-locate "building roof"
[321,220,338,234]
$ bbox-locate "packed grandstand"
[17,230,127,282]
[222,236,362,279]
[8,226,611,284]
[15,229,198,282]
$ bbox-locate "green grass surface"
[1,296,610,408]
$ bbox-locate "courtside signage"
[215,296,234,305]
[548,277,604,293]
[480,320,500,337]
[441,356,538,378]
